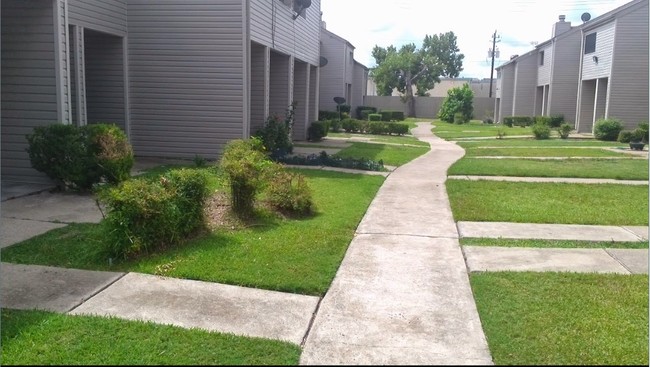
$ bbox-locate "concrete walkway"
[300,122,493,365]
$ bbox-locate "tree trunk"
[404,71,416,117]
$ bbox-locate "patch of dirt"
[204,192,242,231]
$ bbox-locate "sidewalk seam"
[355,232,459,240]
[603,249,633,274]
[65,272,128,313]
[300,296,324,348]
[619,226,645,241]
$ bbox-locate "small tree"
[438,84,474,123]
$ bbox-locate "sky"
[320,0,633,79]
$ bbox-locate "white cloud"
[320,0,633,79]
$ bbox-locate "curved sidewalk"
[300,122,493,365]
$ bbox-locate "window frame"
[539,51,545,66]
[584,32,597,54]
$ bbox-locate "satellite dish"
[581,12,591,22]
[319,56,328,67]
[292,0,312,20]
[333,97,346,105]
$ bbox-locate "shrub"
[337,104,351,114]
[380,111,392,122]
[368,121,388,135]
[319,110,339,121]
[387,123,409,136]
[391,111,405,121]
[219,138,274,217]
[328,119,341,132]
[356,106,377,119]
[368,113,382,122]
[558,123,572,139]
[549,115,565,128]
[453,112,467,124]
[438,84,474,123]
[618,130,635,143]
[502,117,514,127]
[99,168,209,259]
[483,117,494,124]
[359,109,373,121]
[265,170,313,216]
[532,122,551,140]
[255,114,293,157]
[594,118,623,141]
[636,122,649,143]
[534,116,551,126]
[26,123,133,191]
[308,121,329,142]
[276,150,384,171]
[341,118,362,133]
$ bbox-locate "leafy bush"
[636,122,649,143]
[503,116,533,127]
[341,118,362,133]
[319,110,339,121]
[453,112,467,124]
[265,170,313,216]
[380,111,392,122]
[255,114,293,157]
[391,111,405,121]
[534,116,551,126]
[532,122,551,140]
[618,130,635,143]
[368,121,388,135]
[99,168,209,259]
[368,113,382,122]
[328,119,341,132]
[219,138,274,217]
[388,123,409,135]
[594,118,623,141]
[549,115,565,128]
[438,84,474,123]
[26,123,133,191]
[356,106,377,119]
[337,104,351,114]
[308,121,329,142]
[558,123,572,139]
[483,117,494,124]
[359,109,374,121]
[276,150,384,171]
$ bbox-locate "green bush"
[483,117,494,124]
[26,123,133,191]
[534,116,551,126]
[636,122,649,143]
[388,123,409,135]
[368,121,388,135]
[328,119,341,132]
[438,84,474,123]
[219,138,274,217]
[341,118,362,133]
[618,130,635,143]
[502,117,514,127]
[255,114,293,157]
[319,110,339,121]
[368,113,382,122]
[558,123,572,139]
[380,111,392,122]
[594,118,624,141]
[265,170,313,216]
[308,121,329,142]
[99,168,209,259]
[391,111,405,121]
[337,104,351,114]
[549,115,565,128]
[532,122,551,140]
[453,112,467,124]
[356,106,377,119]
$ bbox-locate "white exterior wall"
[581,21,616,80]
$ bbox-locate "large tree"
[370,32,464,117]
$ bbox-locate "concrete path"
[300,122,494,365]
[457,221,648,242]
[448,175,648,185]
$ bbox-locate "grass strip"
[460,238,648,249]
[1,309,300,365]
[470,272,648,365]
[448,158,649,180]
[327,132,430,147]
[455,138,627,148]
[446,180,648,225]
[334,142,429,166]
[463,147,632,158]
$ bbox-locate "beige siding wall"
[319,29,345,111]
[292,60,309,141]
[127,0,245,159]
[548,31,581,123]
[269,51,291,118]
[498,64,516,120]
[608,2,649,129]
[537,45,552,85]
[581,21,616,79]
[578,80,596,132]
[250,42,268,134]
[68,0,127,36]
[513,53,537,116]
[1,0,59,184]
[309,65,318,122]
[351,63,367,116]
[249,0,320,65]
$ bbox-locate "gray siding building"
[494,0,648,132]
[1,0,322,185]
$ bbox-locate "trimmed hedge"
[594,118,624,141]
[503,116,533,127]
[319,110,339,121]
[308,121,329,142]
[276,150,384,172]
[368,113,382,122]
[356,106,377,119]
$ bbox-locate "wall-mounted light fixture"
[592,55,599,63]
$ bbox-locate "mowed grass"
[334,142,429,166]
[455,138,627,148]
[432,120,534,139]
[460,238,649,249]
[1,309,300,365]
[463,147,634,157]
[446,180,648,225]
[448,158,649,180]
[1,169,385,296]
[471,272,648,365]
[326,132,430,147]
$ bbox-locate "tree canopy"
[370,32,464,117]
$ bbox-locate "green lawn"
[460,238,649,249]
[1,169,385,296]
[1,309,300,365]
[447,180,648,225]
[448,158,649,180]
[455,138,627,148]
[471,272,648,365]
[326,132,430,147]
[334,142,429,166]
[463,147,634,158]
[432,120,534,139]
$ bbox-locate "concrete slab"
[1,218,67,248]
[605,249,649,274]
[1,191,104,224]
[70,273,320,345]
[447,175,648,185]
[463,246,630,274]
[1,182,53,202]
[623,226,649,240]
[457,221,646,242]
[300,235,493,365]
[0,263,124,312]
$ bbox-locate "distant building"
[366,77,495,98]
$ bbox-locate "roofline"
[321,26,355,50]
[353,60,368,70]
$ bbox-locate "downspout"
[575,30,585,131]
[242,0,250,138]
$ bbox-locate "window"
[349,51,353,65]
[585,32,597,54]
[539,51,544,66]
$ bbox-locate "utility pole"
[488,30,500,98]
